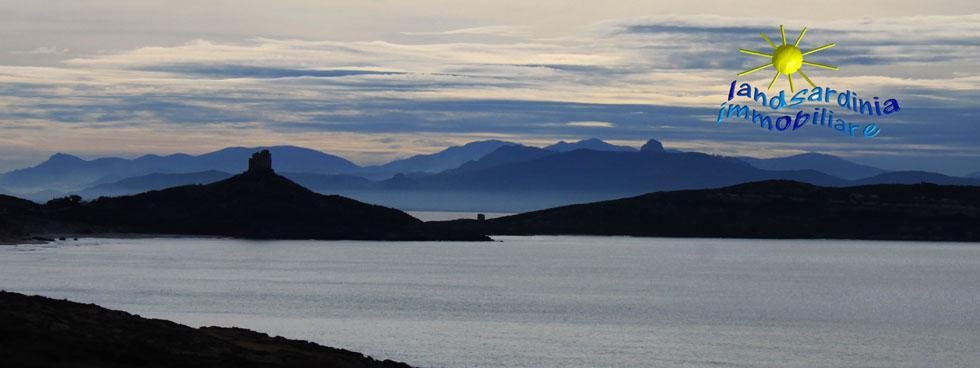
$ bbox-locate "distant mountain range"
[738,153,886,180]
[4,138,979,211]
[359,140,515,178]
[435,180,980,242]
[0,146,356,193]
[544,138,635,152]
[78,170,233,199]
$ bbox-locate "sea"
[1,235,978,368]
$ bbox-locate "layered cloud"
[0,13,978,173]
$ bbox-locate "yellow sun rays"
[737,25,838,92]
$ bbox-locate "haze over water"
[2,236,978,368]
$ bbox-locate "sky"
[1,0,978,175]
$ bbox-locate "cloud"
[602,14,980,70]
[14,47,69,55]
[566,121,615,128]
[401,25,530,37]
[0,13,978,173]
[139,64,403,79]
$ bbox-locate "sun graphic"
[738,25,838,92]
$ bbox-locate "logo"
[738,25,837,92]
[716,25,901,139]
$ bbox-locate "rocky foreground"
[0,291,413,368]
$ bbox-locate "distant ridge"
[359,140,516,178]
[0,146,358,194]
[78,170,232,198]
[739,152,885,180]
[545,138,635,152]
[852,171,980,186]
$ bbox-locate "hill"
[438,180,980,242]
[545,138,636,152]
[1,151,488,241]
[739,152,886,180]
[360,140,516,178]
[853,171,980,186]
[0,291,412,368]
[78,170,233,198]
[447,144,556,173]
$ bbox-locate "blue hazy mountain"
[448,144,556,173]
[0,146,358,193]
[414,149,845,193]
[282,172,373,193]
[969,172,980,180]
[448,139,664,175]
[544,138,636,152]
[333,149,848,212]
[359,140,516,178]
[852,171,980,186]
[739,152,886,180]
[0,153,132,192]
[78,171,233,199]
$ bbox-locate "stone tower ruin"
[248,149,273,172]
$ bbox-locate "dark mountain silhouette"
[1,151,488,241]
[0,146,358,194]
[0,291,412,368]
[77,171,375,199]
[359,140,516,178]
[544,138,635,152]
[435,180,980,242]
[79,170,233,198]
[851,171,980,186]
[639,138,665,153]
[0,195,40,241]
[739,152,886,180]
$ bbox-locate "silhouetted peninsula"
[0,291,413,368]
[436,180,980,242]
[1,151,489,241]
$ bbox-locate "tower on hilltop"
[248,149,273,173]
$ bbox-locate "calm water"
[1,236,979,368]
